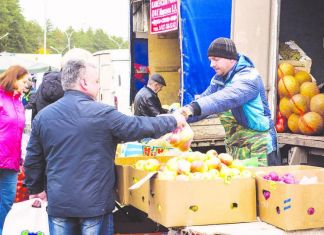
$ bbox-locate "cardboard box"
[115,165,131,205]
[257,168,324,231]
[128,167,152,213]
[147,177,257,227]
[115,156,173,206]
[115,155,173,166]
[116,142,173,158]
[279,40,312,73]
[249,165,321,175]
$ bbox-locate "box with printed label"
[257,168,324,231]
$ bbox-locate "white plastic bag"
[3,199,49,235]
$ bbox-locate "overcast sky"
[19,0,129,39]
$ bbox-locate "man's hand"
[171,110,187,128]
[178,106,193,120]
[29,191,47,202]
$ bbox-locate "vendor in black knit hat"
[179,37,280,167]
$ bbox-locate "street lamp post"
[64,31,73,51]
[43,0,48,54]
[109,36,122,49]
[49,46,61,54]
[50,45,68,54]
[0,32,9,40]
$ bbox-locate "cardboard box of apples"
[255,166,324,231]
[127,150,257,227]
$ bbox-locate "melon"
[300,82,320,101]
[289,94,309,115]
[278,63,295,79]
[298,112,323,135]
[278,75,300,98]
[288,113,301,134]
[279,97,293,118]
[310,94,324,116]
[294,70,312,85]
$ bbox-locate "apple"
[158,171,176,180]
[240,170,253,178]
[134,160,146,170]
[189,172,205,180]
[206,149,218,159]
[178,141,191,152]
[229,168,241,177]
[176,174,190,181]
[203,170,220,180]
[144,159,160,172]
[219,165,232,180]
[190,160,208,173]
[206,157,221,170]
[169,133,181,146]
[218,153,233,166]
[186,151,205,162]
[166,157,178,173]
[177,159,191,175]
[208,169,220,179]
[230,159,245,171]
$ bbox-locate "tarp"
[180,0,232,105]
[0,53,59,73]
[130,39,149,102]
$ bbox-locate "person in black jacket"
[134,73,168,117]
[24,58,186,235]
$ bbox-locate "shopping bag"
[3,198,49,235]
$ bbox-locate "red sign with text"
[150,0,178,34]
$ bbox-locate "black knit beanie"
[207,37,238,60]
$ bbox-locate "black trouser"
[267,149,281,166]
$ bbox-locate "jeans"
[0,169,18,235]
[48,213,114,235]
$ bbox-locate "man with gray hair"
[24,57,186,235]
[29,48,93,119]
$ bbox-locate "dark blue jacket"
[24,90,176,217]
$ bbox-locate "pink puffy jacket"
[0,87,25,171]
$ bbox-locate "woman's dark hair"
[0,65,28,91]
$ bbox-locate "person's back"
[31,90,121,216]
[31,71,63,119]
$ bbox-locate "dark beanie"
[207,37,238,60]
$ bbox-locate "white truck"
[93,49,132,115]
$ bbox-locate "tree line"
[0,0,129,54]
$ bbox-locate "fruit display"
[15,168,29,203]
[262,171,318,185]
[262,171,297,184]
[133,150,253,182]
[276,62,323,135]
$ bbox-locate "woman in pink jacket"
[0,65,29,234]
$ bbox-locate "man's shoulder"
[135,86,153,99]
[233,67,261,82]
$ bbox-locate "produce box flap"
[129,171,157,190]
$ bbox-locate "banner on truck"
[150,0,178,34]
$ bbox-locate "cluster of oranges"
[277,63,323,135]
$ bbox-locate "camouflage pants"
[219,111,270,167]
